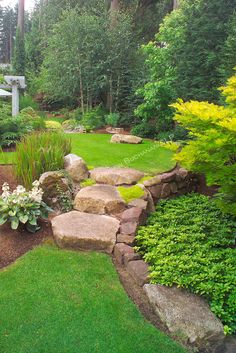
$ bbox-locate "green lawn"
[0,134,175,174]
[0,245,187,353]
[71,134,175,173]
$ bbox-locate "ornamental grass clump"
[0,181,51,233]
[15,132,71,189]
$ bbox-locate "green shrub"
[136,194,236,334]
[82,106,106,130]
[118,185,145,203]
[20,95,39,111]
[131,123,156,139]
[62,119,84,132]
[105,113,120,127]
[15,132,71,189]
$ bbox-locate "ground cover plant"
[0,244,188,353]
[136,194,236,334]
[0,134,175,174]
[15,132,71,188]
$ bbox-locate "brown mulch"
[0,220,52,269]
[0,165,52,269]
[0,165,18,191]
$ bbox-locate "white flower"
[32,180,40,188]
[15,185,26,195]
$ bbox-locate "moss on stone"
[118,185,145,203]
[80,179,96,188]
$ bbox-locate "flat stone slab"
[90,167,144,186]
[144,284,224,347]
[52,211,120,253]
[74,184,126,215]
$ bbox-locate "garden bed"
[0,220,52,269]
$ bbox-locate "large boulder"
[52,211,120,253]
[39,171,71,209]
[64,154,88,182]
[111,134,142,144]
[74,184,126,215]
[90,167,144,186]
[144,284,224,348]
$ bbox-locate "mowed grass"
[0,134,175,174]
[71,134,175,173]
[0,245,188,353]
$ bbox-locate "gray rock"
[121,207,146,224]
[90,167,144,186]
[111,134,142,144]
[116,234,135,246]
[126,260,149,286]
[143,175,162,187]
[144,284,224,347]
[64,154,88,182]
[120,221,138,236]
[52,210,120,253]
[128,199,148,210]
[106,127,125,134]
[74,184,126,215]
[39,171,71,209]
[113,243,135,265]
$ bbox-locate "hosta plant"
[0,181,52,233]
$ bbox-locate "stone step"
[74,184,126,215]
[90,167,144,186]
[52,211,120,254]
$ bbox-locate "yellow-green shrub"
[170,73,236,214]
[45,120,62,130]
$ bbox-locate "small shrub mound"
[118,185,144,203]
[15,132,71,189]
[136,194,236,334]
[45,120,62,131]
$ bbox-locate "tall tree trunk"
[173,0,179,10]
[110,0,120,12]
[18,0,25,38]
[110,0,119,27]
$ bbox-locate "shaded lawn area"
[0,134,175,174]
[0,245,187,353]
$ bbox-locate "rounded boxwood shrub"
[136,194,236,334]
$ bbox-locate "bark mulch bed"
[0,220,52,269]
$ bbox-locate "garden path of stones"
[39,154,233,353]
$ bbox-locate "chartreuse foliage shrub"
[118,185,144,204]
[136,194,236,334]
[45,120,62,131]
[170,74,236,215]
[15,132,71,189]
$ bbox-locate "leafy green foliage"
[136,194,236,333]
[134,0,236,138]
[171,74,236,214]
[0,103,44,147]
[117,185,144,203]
[105,112,120,127]
[15,132,71,189]
[82,106,106,130]
[20,95,39,111]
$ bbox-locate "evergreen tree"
[12,27,25,74]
